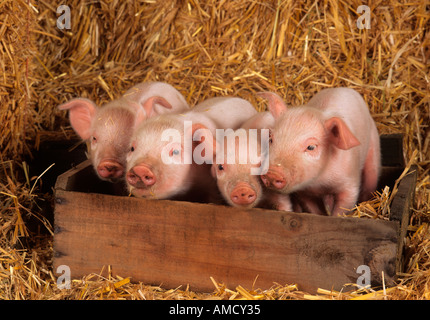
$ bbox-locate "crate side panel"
[53,190,399,293]
[54,191,397,291]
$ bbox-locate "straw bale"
[0,0,37,158]
[0,0,429,299]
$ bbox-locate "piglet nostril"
[131,164,157,187]
[230,185,257,206]
[262,170,286,189]
[97,160,124,179]
[126,171,138,185]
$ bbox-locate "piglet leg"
[359,131,381,202]
[271,193,293,212]
[332,186,359,216]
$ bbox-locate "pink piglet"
[258,88,380,216]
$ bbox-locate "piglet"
[125,97,258,201]
[58,82,189,181]
[210,112,293,211]
[258,88,380,216]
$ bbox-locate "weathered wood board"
[53,134,417,293]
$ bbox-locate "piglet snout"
[126,164,156,188]
[97,160,124,179]
[230,183,257,206]
[261,169,286,189]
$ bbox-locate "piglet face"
[261,108,330,193]
[58,98,134,181]
[90,107,136,181]
[214,162,264,209]
[261,106,360,194]
[125,119,193,199]
[212,129,267,208]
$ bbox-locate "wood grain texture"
[54,189,399,293]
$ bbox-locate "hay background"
[0,0,429,299]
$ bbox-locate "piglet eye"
[130,143,136,152]
[92,136,97,142]
[269,131,273,144]
[307,145,316,151]
[218,164,224,171]
[169,148,180,157]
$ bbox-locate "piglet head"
[214,162,263,209]
[211,129,268,208]
[258,91,360,193]
[125,118,215,199]
[90,106,137,181]
[59,98,136,181]
[126,118,184,199]
[59,95,173,182]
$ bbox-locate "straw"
[1,0,429,300]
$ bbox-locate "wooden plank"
[53,189,399,293]
[389,165,418,274]
[54,159,92,191]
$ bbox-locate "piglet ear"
[132,96,173,128]
[133,107,147,129]
[324,117,360,150]
[142,96,173,118]
[58,98,97,140]
[257,92,288,119]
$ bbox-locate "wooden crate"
[53,134,417,293]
